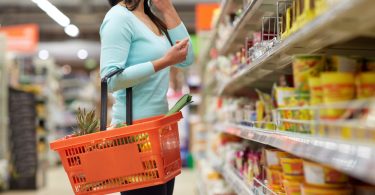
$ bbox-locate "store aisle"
[3,167,196,195]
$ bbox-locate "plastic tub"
[356,72,375,99]
[301,184,352,195]
[308,77,323,105]
[303,160,348,187]
[293,55,325,94]
[320,72,355,119]
[281,158,304,176]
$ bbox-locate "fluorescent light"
[38,50,49,60]
[77,49,88,60]
[32,0,70,27]
[64,25,79,37]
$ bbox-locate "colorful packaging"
[308,77,323,105]
[293,55,325,94]
[303,160,349,187]
[280,157,304,176]
[301,184,352,195]
[283,179,302,195]
[356,72,375,99]
[320,72,355,119]
[275,87,296,108]
[267,168,283,186]
[265,149,291,169]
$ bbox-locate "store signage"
[0,24,39,53]
[195,3,219,31]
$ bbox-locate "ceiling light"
[65,24,80,37]
[32,0,70,27]
[38,50,49,60]
[77,49,88,60]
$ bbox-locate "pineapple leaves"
[74,107,99,137]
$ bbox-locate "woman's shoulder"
[102,5,134,25]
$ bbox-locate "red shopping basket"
[50,68,183,195]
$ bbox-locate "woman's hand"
[151,0,174,13]
[152,38,189,71]
[151,0,181,28]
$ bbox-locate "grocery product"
[265,149,290,169]
[280,157,304,176]
[326,56,359,73]
[303,160,349,187]
[283,174,305,182]
[320,72,355,119]
[308,77,323,105]
[267,168,283,186]
[283,179,301,195]
[301,184,352,195]
[274,87,296,108]
[293,55,325,94]
[356,72,375,99]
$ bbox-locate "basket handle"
[100,68,133,131]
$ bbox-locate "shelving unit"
[218,0,277,55]
[218,0,375,95]
[215,123,375,185]
[199,0,375,194]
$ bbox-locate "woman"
[100,0,194,195]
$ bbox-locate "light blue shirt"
[100,5,194,124]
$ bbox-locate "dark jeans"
[121,178,175,195]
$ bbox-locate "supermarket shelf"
[218,0,277,55]
[216,123,375,185]
[219,0,375,96]
[220,164,254,195]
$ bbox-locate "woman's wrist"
[152,57,170,72]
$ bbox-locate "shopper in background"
[101,0,194,195]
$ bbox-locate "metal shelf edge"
[217,123,375,185]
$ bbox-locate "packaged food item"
[265,149,291,168]
[356,72,375,99]
[256,100,265,128]
[293,55,325,94]
[274,87,296,108]
[280,157,304,176]
[320,72,355,119]
[354,184,375,195]
[308,77,323,105]
[267,168,283,186]
[301,184,352,195]
[283,174,305,182]
[303,160,349,187]
[283,179,302,195]
[326,56,359,73]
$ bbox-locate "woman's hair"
[108,0,121,7]
[108,0,172,45]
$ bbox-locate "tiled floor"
[3,167,197,195]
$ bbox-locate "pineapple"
[74,108,99,136]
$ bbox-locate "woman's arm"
[153,0,195,67]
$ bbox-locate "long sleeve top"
[100,5,194,125]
